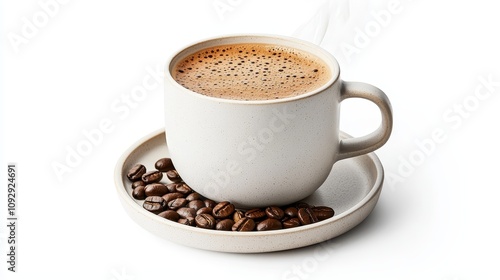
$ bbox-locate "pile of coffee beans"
[127,158,335,231]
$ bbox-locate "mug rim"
[165,33,341,105]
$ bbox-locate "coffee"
[172,43,331,100]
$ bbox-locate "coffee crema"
[172,43,331,100]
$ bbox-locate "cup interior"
[165,34,341,104]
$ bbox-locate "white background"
[1,0,500,279]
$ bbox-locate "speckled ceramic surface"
[114,129,384,253]
[164,34,392,208]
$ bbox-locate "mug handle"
[337,81,393,161]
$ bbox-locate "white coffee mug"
[164,34,392,208]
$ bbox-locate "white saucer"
[114,129,384,253]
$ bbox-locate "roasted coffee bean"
[295,202,312,209]
[178,217,195,226]
[144,183,169,197]
[177,207,196,219]
[188,200,205,211]
[166,170,182,182]
[155,158,175,172]
[175,183,193,195]
[298,208,319,225]
[167,198,188,210]
[162,192,184,203]
[216,219,234,231]
[196,207,213,215]
[312,206,335,221]
[284,207,298,217]
[186,192,203,201]
[158,210,179,221]
[233,210,245,223]
[213,201,235,219]
[265,206,285,220]
[232,217,256,231]
[257,218,283,231]
[204,199,217,208]
[127,164,146,181]
[195,214,216,229]
[142,170,163,184]
[165,183,180,193]
[143,196,166,214]
[245,208,266,220]
[131,180,145,189]
[132,185,146,200]
[282,217,301,229]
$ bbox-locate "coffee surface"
[172,43,331,100]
